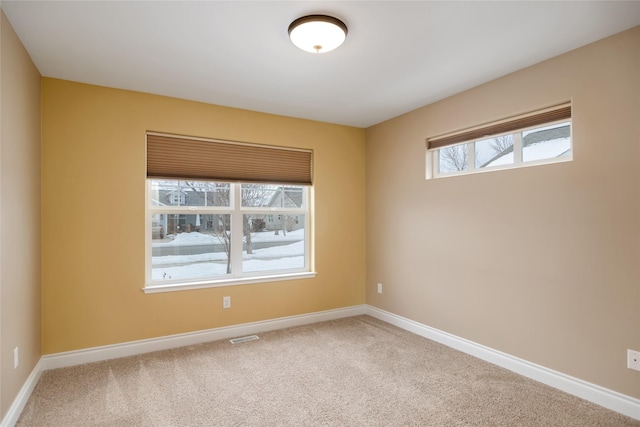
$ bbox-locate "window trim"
[143,272,317,294]
[144,180,314,293]
[426,103,572,179]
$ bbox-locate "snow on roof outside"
[487,137,570,168]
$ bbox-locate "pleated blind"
[427,103,571,150]
[147,133,313,185]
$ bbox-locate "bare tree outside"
[208,182,232,273]
[241,184,276,254]
[489,134,514,154]
[216,214,232,274]
[439,144,468,172]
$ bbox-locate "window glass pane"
[149,180,230,207]
[475,135,514,169]
[205,183,231,207]
[149,180,164,207]
[151,213,231,281]
[438,144,468,174]
[242,214,305,273]
[522,122,571,163]
[241,184,304,208]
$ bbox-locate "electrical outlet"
[14,347,19,369]
[223,296,231,309]
[377,283,382,294]
[628,349,640,371]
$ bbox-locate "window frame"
[426,112,572,179]
[144,180,315,294]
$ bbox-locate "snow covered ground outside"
[151,229,304,280]
[152,228,301,247]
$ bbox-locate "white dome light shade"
[288,15,348,54]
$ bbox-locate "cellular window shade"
[427,103,571,150]
[147,133,313,185]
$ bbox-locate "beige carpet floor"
[17,315,639,426]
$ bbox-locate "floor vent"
[229,335,260,344]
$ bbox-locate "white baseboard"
[3,304,638,425]
[1,359,44,427]
[366,305,640,421]
[41,305,367,370]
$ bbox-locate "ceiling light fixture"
[288,15,348,54]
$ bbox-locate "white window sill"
[143,271,317,294]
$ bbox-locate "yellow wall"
[366,27,640,398]
[0,11,42,419]
[41,79,366,354]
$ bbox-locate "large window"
[145,133,314,292]
[427,103,571,178]
[147,180,310,290]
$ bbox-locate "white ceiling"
[3,1,639,128]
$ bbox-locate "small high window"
[427,103,571,178]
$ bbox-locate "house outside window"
[169,190,186,205]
